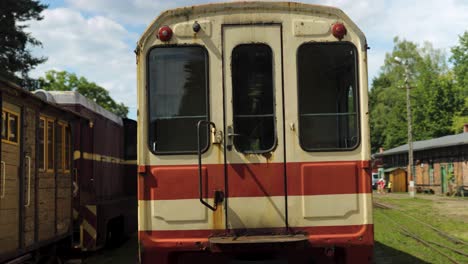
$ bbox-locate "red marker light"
[158,26,173,42]
[332,23,347,40]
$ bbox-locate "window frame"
[38,117,46,171]
[296,41,361,152]
[1,109,20,145]
[231,43,277,154]
[146,44,211,155]
[64,125,71,172]
[57,121,71,173]
[57,122,64,172]
[46,118,55,172]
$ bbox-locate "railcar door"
[0,102,21,256]
[222,25,286,232]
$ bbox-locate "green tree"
[370,38,462,153]
[38,70,129,118]
[450,31,468,133]
[0,0,47,89]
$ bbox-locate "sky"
[28,0,468,119]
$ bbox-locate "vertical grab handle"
[25,156,31,207]
[73,168,79,197]
[0,161,5,199]
[197,120,217,211]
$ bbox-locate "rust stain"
[263,151,274,164]
[216,145,222,164]
[212,203,224,230]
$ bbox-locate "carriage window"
[57,123,64,171]
[38,118,45,170]
[8,114,18,143]
[47,120,54,171]
[297,43,359,151]
[147,46,209,153]
[2,110,19,144]
[65,126,71,171]
[231,44,275,153]
[1,112,6,140]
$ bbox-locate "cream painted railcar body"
[137,2,372,263]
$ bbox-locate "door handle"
[226,125,241,150]
[25,156,31,207]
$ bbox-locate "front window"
[231,44,275,153]
[147,46,209,154]
[297,43,359,151]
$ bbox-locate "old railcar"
[137,2,372,263]
[34,90,137,251]
[0,78,78,263]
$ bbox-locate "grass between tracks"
[373,194,468,264]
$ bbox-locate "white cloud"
[28,0,467,119]
[65,0,196,26]
[62,0,467,81]
[27,8,137,114]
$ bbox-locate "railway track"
[374,201,468,264]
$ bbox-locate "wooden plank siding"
[0,103,20,256]
[0,79,80,263]
[23,107,36,247]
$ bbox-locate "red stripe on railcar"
[138,160,371,200]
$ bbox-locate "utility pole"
[395,57,415,198]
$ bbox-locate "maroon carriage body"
[42,91,137,251]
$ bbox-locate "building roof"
[375,133,468,157]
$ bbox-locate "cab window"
[147,46,209,154]
[297,43,359,151]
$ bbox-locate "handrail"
[25,156,31,207]
[0,161,5,199]
[197,120,217,211]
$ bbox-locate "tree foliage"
[38,70,129,118]
[370,37,464,153]
[0,0,47,88]
[450,31,468,133]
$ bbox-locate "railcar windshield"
[297,42,359,151]
[147,46,209,154]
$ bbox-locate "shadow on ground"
[82,234,138,264]
[374,241,430,264]
[77,235,432,263]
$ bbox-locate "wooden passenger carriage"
[0,81,137,262]
[0,78,79,263]
[34,90,137,251]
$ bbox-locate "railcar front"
[137,2,372,263]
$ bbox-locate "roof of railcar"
[43,91,123,126]
[137,1,366,49]
[0,77,85,120]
